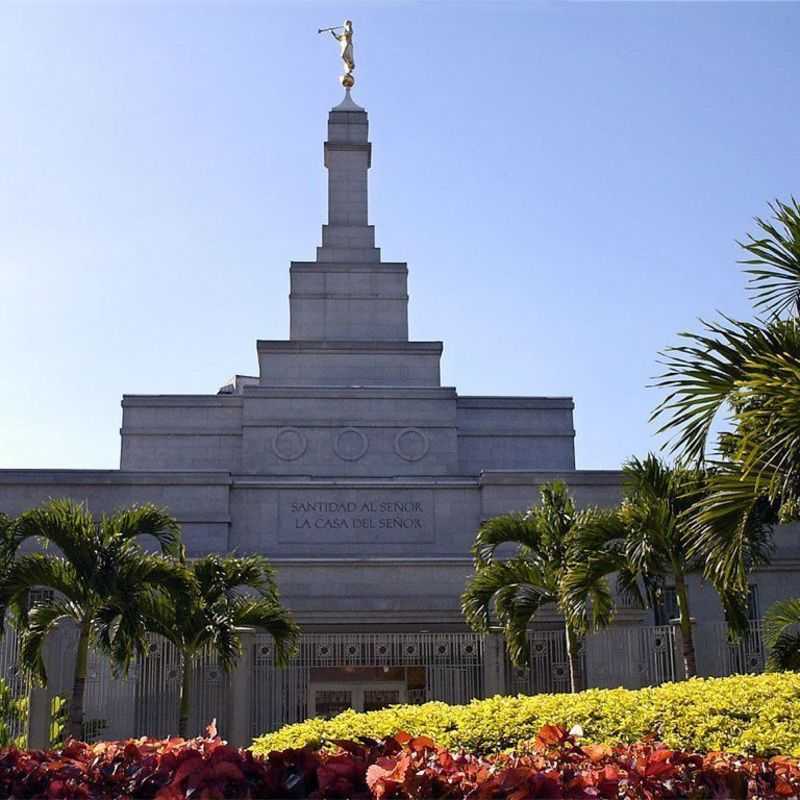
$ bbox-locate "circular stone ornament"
[394,428,430,462]
[272,427,308,461]
[334,427,368,461]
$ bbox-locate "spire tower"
[288,100,411,342]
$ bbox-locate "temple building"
[1,86,797,744]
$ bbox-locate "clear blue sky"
[1,1,798,471]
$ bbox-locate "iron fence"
[0,620,772,745]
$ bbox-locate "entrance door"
[308,681,406,719]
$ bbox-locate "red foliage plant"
[0,722,799,800]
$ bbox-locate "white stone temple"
[1,89,797,741]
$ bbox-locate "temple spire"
[286,96,410,341]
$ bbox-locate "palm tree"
[764,598,800,671]
[565,455,771,678]
[142,554,299,738]
[461,482,616,693]
[2,498,193,741]
[652,199,799,600]
[612,456,706,678]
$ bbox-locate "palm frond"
[496,584,548,666]
[766,632,800,672]
[471,514,538,564]
[113,552,196,602]
[128,590,179,644]
[562,508,628,634]
[687,467,777,597]
[461,556,553,634]
[616,565,648,610]
[230,597,300,666]
[193,555,230,600]
[19,597,82,684]
[652,317,782,464]
[2,554,86,622]
[221,555,280,599]
[103,504,183,559]
[0,513,14,555]
[741,197,800,320]
[764,598,800,672]
[10,500,97,580]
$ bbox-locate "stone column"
[482,631,508,697]
[227,629,254,748]
[27,687,51,750]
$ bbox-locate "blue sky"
[1,1,798,470]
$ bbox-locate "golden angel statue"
[319,20,355,88]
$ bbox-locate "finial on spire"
[318,19,355,89]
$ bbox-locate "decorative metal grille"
[250,632,484,737]
[0,623,32,744]
[4,621,770,744]
[580,625,676,689]
[695,621,765,677]
[39,627,230,742]
[511,630,573,695]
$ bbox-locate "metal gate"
[695,622,765,677]
[510,630,573,695]
[41,627,230,742]
[586,625,675,689]
[250,632,484,737]
[0,624,31,745]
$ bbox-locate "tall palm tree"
[764,598,800,671]
[461,482,615,693]
[142,554,299,738]
[613,456,706,678]
[652,198,799,600]
[1,498,193,740]
[565,455,772,678]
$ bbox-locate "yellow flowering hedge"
[251,673,800,757]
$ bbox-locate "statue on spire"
[318,20,355,88]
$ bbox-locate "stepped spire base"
[333,88,364,112]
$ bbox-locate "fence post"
[482,630,508,697]
[227,629,254,748]
[27,687,50,750]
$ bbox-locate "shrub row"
[2,724,800,799]
[252,673,800,757]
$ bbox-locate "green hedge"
[252,673,800,757]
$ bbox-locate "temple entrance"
[251,632,484,735]
[309,679,407,718]
[308,664,418,717]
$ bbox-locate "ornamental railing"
[1,620,768,748]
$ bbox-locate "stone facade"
[2,92,800,726]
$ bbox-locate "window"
[654,587,679,625]
[747,585,760,621]
[26,588,54,610]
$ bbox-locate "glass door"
[308,681,406,718]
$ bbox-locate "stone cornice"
[122,395,242,407]
[241,386,457,398]
[256,340,443,355]
[479,469,622,485]
[231,477,479,489]
[271,557,473,566]
[0,470,232,485]
[459,431,576,438]
[290,261,407,273]
[458,396,574,409]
